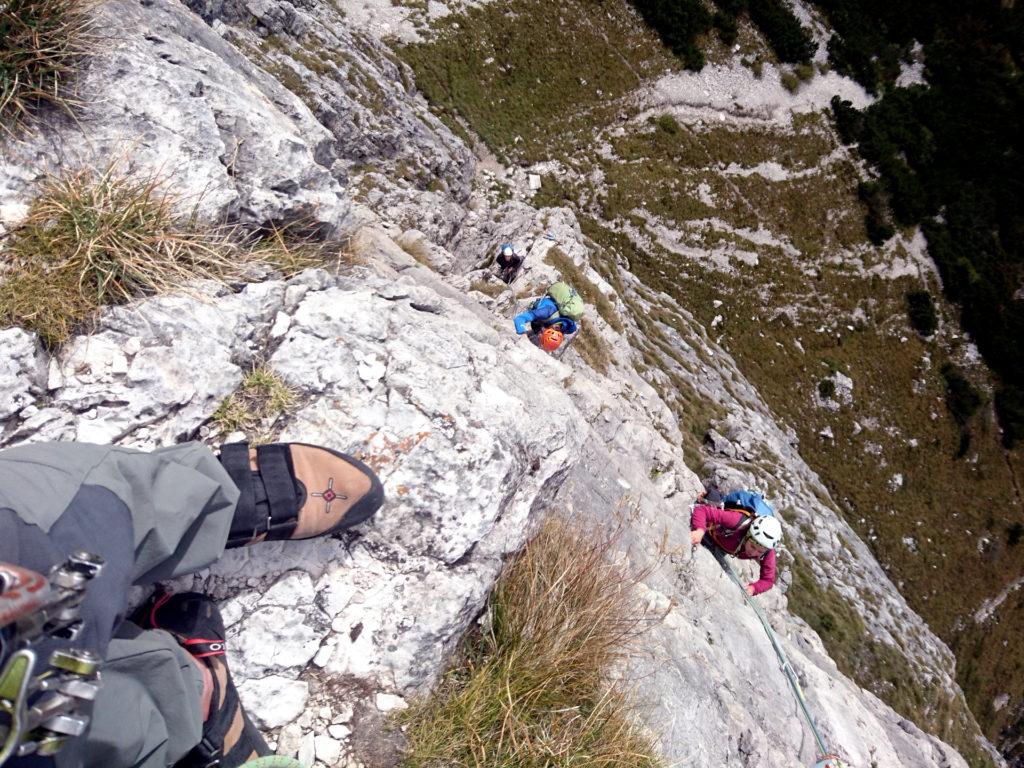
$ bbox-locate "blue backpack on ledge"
[723,490,775,518]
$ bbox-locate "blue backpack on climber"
[513,282,583,337]
[722,489,775,519]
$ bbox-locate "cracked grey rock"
[237,676,310,729]
[0,329,45,422]
[704,427,736,458]
[314,735,342,765]
[276,723,305,757]
[0,0,354,236]
[1,282,287,449]
[177,0,473,243]
[0,246,577,734]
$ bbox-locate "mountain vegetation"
[826,1,1024,449]
[0,0,92,131]
[635,0,814,65]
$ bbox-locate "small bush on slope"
[400,516,661,768]
[710,0,814,64]
[905,290,937,337]
[0,0,93,130]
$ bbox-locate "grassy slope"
[399,0,678,164]
[396,1,1023,763]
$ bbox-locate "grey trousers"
[0,442,238,768]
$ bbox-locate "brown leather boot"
[219,442,384,548]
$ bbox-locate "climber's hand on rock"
[745,585,755,597]
[690,529,704,546]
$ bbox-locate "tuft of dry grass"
[469,278,508,298]
[0,0,94,130]
[0,167,346,347]
[212,365,297,444]
[0,167,257,345]
[400,516,662,768]
[396,232,437,267]
[252,226,357,277]
[572,326,614,376]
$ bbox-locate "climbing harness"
[706,545,847,768]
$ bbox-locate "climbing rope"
[707,546,846,768]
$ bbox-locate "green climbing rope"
[708,546,846,768]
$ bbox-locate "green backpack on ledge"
[546,281,584,321]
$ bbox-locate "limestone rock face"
[0,329,45,423]
[179,0,474,243]
[0,0,474,245]
[0,243,584,763]
[0,277,305,446]
[0,0,353,235]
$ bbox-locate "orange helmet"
[540,327,564,352]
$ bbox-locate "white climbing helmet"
[749,515,782,549]
[501,243,514,257]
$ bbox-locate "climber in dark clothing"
[0,441,384,768]
[495,243,524,284]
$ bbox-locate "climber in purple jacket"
[690,501,781,596]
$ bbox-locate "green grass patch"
[400,516,662,768]
[654,113,681,135]
[611,117,834,171]
[780,69,800,93]
[397,0,677,163]
[0,0,93,131]
[543,246,624,333]
[0,167,260,346]
[212,365,297,444]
